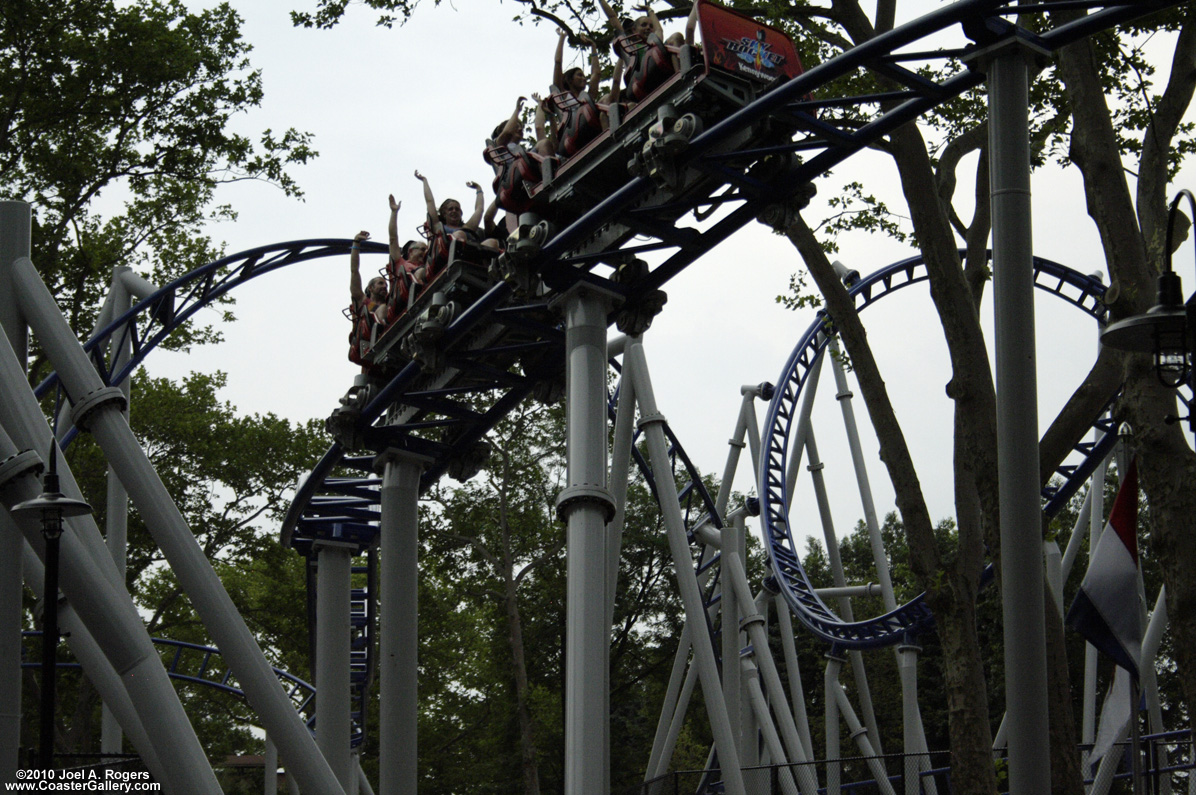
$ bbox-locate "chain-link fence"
[638,736,1196,795]
[640,750,952,794]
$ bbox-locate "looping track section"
[759,252,1113,650]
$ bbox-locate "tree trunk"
[1057,14,1196,746]
[931,592,997,794]
[1044,594,1084,795]
[787,213,997,792]
[503,570,542,795]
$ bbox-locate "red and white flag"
[1066,459,1142,678]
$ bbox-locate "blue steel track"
[758,253,1114,650]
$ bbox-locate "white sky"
[141,0,1196,559]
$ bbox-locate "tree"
[1,0,315,379]
[414,397,695,794]
[4,0,321,763]
[784,6,1196,789]
[1053,3,1196,760]
[772,5,1193,792]
[421,400,567,795]
[794,513,993,766]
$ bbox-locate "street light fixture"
[1101,190,1196,424]
[11,445,91,771]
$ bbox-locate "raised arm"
[464,182,485,231]
[415,170,442,234]
[685,0,699,46]
[387,196,401,261]
[584,35,601,97]
[495,96,527,147]
[553,29,568,90]
[609,56,625,104]
[483,196,501,237]
[639,4,664,38]
[349,230,369,305]
[532,92,549,142]
[596,0,623,33]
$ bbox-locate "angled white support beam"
[0,332,219,792]
[10,529,168,783]
[9,255,346,795]
[625,337,746,795]
[0,200,28,782]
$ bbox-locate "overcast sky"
[139,0,1196,559]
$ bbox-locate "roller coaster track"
[22,634,320,736]
[760,252,1114,650]
[279,0,1168,550]
[33,238,389,415]
[31,0,1166,543]
[33,0,1176,756]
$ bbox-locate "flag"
[1090,666,1131,762]
[1066,459,1142,678]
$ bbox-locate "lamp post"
[11,445,92,771]
[1101,189,1196,426]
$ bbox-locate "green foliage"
[405,397,704,793]
[68,370,326,594]
[814,181,912,252]
[46,371,323,760]
[793,513,996,755]
[292,0,426,30]
[776,266,822,312]
[1,0,315,377]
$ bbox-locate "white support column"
[102,266,133,756]
[11,539,168,785]
[987,39,1050,792]
[898,639,936,795]
[315,542,354,791]
[0,323,217,794]
[726,553,818,795]
[721,519,742,763]
[784,350,825,506]
[830,683,896,795]
[10,255,346,795]
[378,451,426,795]
[646,632,698,787]
[349,751,361,795]
[625,337,745,795]
[825,654,844,795]
[607,346,636,628]
[826,339,889,758]
[801,419,887,766]
[741,660,800,795]
[774,592,813,763]
[357,761,376,795]
[265,737,278,795]
[716,387,762,519]
[555,285,616,795]
[1140,588,1170,795]
[0,200,28,782]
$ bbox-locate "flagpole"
[1130,675,1143,795]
